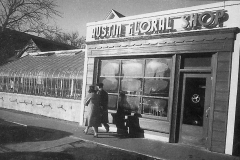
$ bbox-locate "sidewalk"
[0,108,239,160]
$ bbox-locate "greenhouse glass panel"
[35,78,41,95]
[56,79,63,97]
[13,77,18,93]
[18,77,23,93]
[22,78,27,94]
[27,78,32,94]
[0,77,6,92]
[46,78,52,96]
[52,78,57,97]
[8,77,14,92]
[0,77,3,91]
[43,78,47,96]
[74,79,82,99]
[63,79,70,98]
[3,77,8,92]
[1,77,6,92]
[0,51,84,100]
[28,78,34,94]
[36,74,44,95]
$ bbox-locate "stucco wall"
[0,92,81,122]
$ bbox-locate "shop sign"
[91,10,225,40]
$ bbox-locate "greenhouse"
[0,49,84,100]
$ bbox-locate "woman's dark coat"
[98,89,109,123]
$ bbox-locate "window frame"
[97,56,174,121]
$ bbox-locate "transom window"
[98,57,172,120]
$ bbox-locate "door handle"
[205,107,210,118]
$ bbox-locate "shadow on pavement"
[0,152,74,160]
[62,141,157,160]
[0,141,158,160]
[0,118,72,144]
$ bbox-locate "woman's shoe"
[93,134,98,138]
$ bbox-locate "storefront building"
[83,1,240,156]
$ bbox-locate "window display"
[99,57,172,119]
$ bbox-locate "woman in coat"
[83,85,101,137]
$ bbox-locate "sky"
[53,0,227,37]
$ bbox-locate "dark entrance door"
[180,74,211,148]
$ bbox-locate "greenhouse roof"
[0,49,85,79]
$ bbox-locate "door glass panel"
[145,58,172,77]
[121,78,142,95]
[144,78,169,97]
[183,78,206,126]
[142,98,168,117]
[122,59,144,77]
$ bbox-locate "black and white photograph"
[0,0,240,159]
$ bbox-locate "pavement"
[0,108,239,160]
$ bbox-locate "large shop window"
[99,57,172,120]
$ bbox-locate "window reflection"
[121,78,142,95]
[108,94,118,110]
[145,59,171,77]
[99,77,118,93]
[123,96,140,112]
[142,98,168,117]
[101,60,120,76]
[144,79,169,97]
[122,59,143,77]
[99,57,172,119]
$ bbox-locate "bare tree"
[0,0,61,34]
[44,31,86,49]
